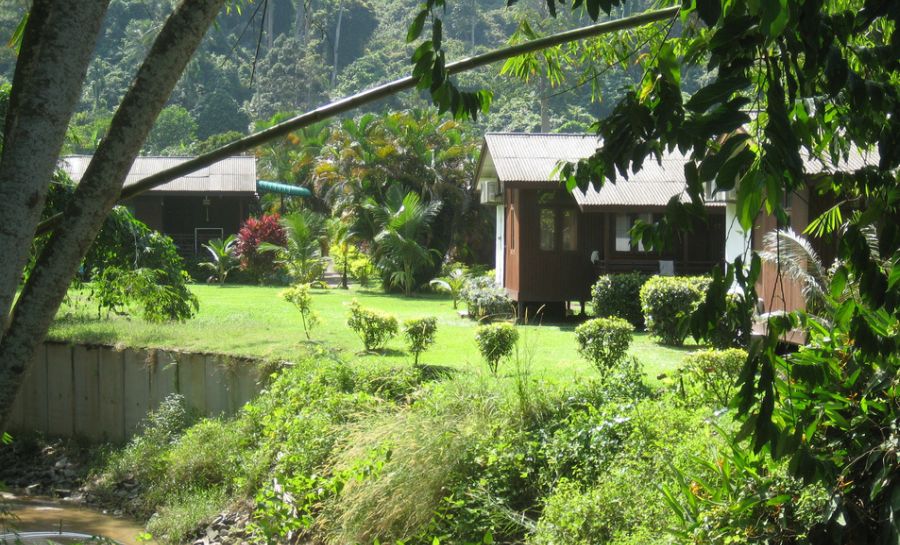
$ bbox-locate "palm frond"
[760,228,828,310]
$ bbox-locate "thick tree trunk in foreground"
[0,0,226,433]
[0,1,109,327]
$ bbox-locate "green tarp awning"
[256,180,312,197]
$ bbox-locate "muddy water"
[2,494,155,545]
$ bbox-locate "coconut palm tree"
[261,209,327,284]
[199,235,238,286]
[367,186,442,296]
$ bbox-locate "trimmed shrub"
[347,300,398,351]
[591,272,650,328]
[459,275,513,321]
[474,323,518,375]
[639,275,711,346]
[679,348,747,407]
[574,317,635,371]
[403,317,438,366]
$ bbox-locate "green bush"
[403,316,437,365]
[459,276,513,320]
[165,419,243,488]
[678,348,746,408]
[347,300,398,351]
[90,267,198,322]
[532,399,724,545]
[350,255,377,287]
[574,317,634,371]
[474,323,519,375]
[591,273,650,328]
[639,275,710,346]
[319,382,500,545]
[663,440,829,544]
[706,292,752,349]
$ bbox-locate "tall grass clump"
[320,379,503,544]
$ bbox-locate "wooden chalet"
[62,155,258,256]
[474,133,727,316]
[725,148,882,343]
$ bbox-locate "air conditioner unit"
[480,179,502,205]
[704,180,737,203]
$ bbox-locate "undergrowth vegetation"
[88,337,773,545]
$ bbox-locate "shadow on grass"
[356,347,407,357]
[415,363,459,381]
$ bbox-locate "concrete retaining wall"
[8,342,263,442]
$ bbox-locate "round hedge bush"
[347,300,399,351]
[639,276,711,346]
[679,348,747,407]
[474,323,518,375]
[574,317,635,371]
[591,272,650,328]
[403,316,438,365]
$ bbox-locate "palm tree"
[199,235,238,286]
[327,215,353,289]
[261,210,327,284]
[368,187,442,296]
[760,228,832,315]
[429,267,467,309]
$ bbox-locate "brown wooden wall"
[512,188,595,303]
[504,187,726,305]
[504,188,521,298]
[753,184,838,312]
[754,187,810,314]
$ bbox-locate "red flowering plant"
[235,214,287,283]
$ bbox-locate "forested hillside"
[0,0,661,155]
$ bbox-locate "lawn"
[50,284,701,383]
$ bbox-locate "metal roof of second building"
[60,155,257,194]
[478,133,718,209]
[477,133,883,210]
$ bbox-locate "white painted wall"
[495,204,505,286]
[724,201,751,267]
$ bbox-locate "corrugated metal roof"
[482,133,601,183]
[478,133,883,209]
[802,148,881,173]
[480,133,712,208]
[60,155,257,194]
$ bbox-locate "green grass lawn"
[50,284,702,383]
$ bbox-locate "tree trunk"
[293,0,305,42]
[540,73,550,132]
[0,0,226,433]
[266,0,275,50]
[0,1,109,329]
[470,0,477,49]
[331,0,344,87]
